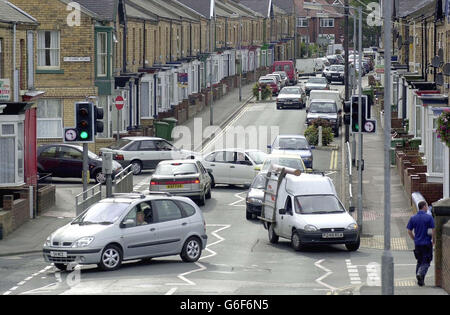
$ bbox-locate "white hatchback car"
[200,149,267,187]
[100,137,198,175]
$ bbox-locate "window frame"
[97,32,108,77]
[37,30,60,69]
[37,99,63,139]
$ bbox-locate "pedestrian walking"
[407,201,436,287]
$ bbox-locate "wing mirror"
[279,208,286,215]
[349,206,356,213]
[120,219,135,228]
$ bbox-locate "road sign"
[115,95,124,110]
[64,128,78,143]
[364,120,377,133]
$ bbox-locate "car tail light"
[150,181,158,185]
[114,154,124,161]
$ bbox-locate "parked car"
[43,193,208,271]
[37,144,123,184]
[276,86,307,110]
[306,99,342,137]
[272,71,289,87]
[304,77,329,96]
[273,60,298,85]
[149,160,212,206]
[259,76,279,95]
[324,65,345,84]
[267,135,314,169]
[261,172,360,252]
[266,73,283,90]
[200,149,267,187]
[99,137,198,175]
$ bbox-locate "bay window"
[0,120,24,186]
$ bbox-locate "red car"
[259,76,279,95]
[273,60,298,86]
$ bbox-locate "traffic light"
[75,102,94,142]
[343,101,351,125]
[351,95,367,133]
[94,106,104,135]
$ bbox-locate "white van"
[308,90,343,108]
[260,167,360,252]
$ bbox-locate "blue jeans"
[414,244,433,277]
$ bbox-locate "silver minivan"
[43,193,207,271]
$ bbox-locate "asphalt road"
[0,80,439,296]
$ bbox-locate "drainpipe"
[12,22,18,102]
[170,20,173,62]
[123,23,127,73]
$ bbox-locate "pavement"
[0,82,256,258]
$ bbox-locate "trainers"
[417,274,425,287]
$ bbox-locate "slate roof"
[176,0,213,18]
[72,0,118,21]
[397,0,436,18]
[239,0,272,18]
[0,0,37,24]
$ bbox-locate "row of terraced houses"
[0,0,305,154]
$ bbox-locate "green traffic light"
[80,131,89,139]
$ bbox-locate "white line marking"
[165,287,178,295]
[314,259,336,291]
[229,192,247,207]
[3,291,11,295]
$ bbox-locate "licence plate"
[50,251,67,258]
[166,184,184,189]
[322,233,344,239]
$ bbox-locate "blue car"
[267,135,314,169]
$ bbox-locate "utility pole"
[209,14,214,126]
[344,0,350,142]
[239,15,242,102]
[357,6,363,235]
[382,0,395,296]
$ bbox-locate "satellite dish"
[443,63,450,76]
[432,56,442,68]
[436,73,444,86]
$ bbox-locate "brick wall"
[442,222,450,294]
[37,184,55,215]
[0,195,29,238]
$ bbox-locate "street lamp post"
[382,0,395,296]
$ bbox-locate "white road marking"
[228,192,247,207]
[165,287,177,295]
[164,224,231,294]
[314,259,336,291]
[346,259,362,285]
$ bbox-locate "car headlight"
[247,197,263,205]
[72,237,95,248]
[304,225,319,232]
[44,236,51,247]
[347,223,358,231]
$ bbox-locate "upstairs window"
[97,32,108,77]
[320,18,335,28]
[37,31,60,68]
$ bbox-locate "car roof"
[39,143,83,151]
[266,153,303,159]
[123,136,163,141]
[275,135,307,140]
[285,174,336,196]
[158,159,198,165]
[309,99,337,103]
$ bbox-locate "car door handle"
[230,166,235,168]
[210,164,216,167]
[181,222,187,226]
[149,228,156,232]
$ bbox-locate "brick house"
[295,0,345,49]
[391,0,449,206]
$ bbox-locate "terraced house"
[6,0,295,152]
[388,0,450,207]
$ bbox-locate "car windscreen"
[308,78,327,84]
[247,151,267,165]
[274,138,309,150]
[294,195,345,215]
[154,163,198,176]
[262,157,305,172]
[260,79,274,84]
[72,202,130,225]
[107,139,132,150]
[274,72,287,79]
[309,102,337,113]
[280,88,300,95]
[330,66,344,71]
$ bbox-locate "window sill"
[36,69,64,74]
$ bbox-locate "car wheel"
[94,171,106,184]
[205,187,212,199]
[246,206,253,220]
[209,175,216,188]
[98,244,123,271]
[198,191,206,206]
[268,224,279,244]
[54,263,68,272]
[291,230,305,252]
[180,237,202,262]
[131,160,143,175]
[346,237,361,252]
